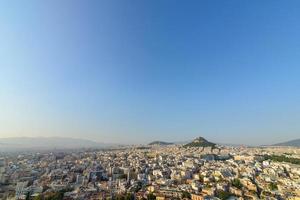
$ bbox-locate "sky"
[0,1,300,145]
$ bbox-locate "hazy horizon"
[0,135,299,147]
[1,1,300,145]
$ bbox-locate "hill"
[273,138,300,147]
[0,137,112,152]
[184,137,216,148]
[148,141,173,145]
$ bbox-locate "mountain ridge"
[273,138,300,147]
[0,137,114,151]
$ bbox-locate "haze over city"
[1,1,300,145]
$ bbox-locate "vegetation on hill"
[183,137,216,148]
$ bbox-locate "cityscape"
[0,137,300,199]
[1,0,300,200]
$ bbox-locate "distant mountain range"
[273,138,300,147]
[3,136,298,152]
[183,137,216,148]
[148,141,174,146]
[0,137,113,152]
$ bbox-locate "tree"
[33,195,43,200]
[181,191,191,199]
[232,178,243,189]
[147,193,156,200]
[199,174,204,183]
[269,182,278,191]
[45,191,64,200]
[25,192,30,200]
[115,194,125,200]
[134,181,142,192]
[264,155,300,165]
[125,193,134,200]
[216,190,232,200]
[119,174,128,179]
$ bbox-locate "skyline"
[1,1,300,145]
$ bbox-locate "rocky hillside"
[183,137,216,148]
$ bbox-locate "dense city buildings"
[0,143,300,200]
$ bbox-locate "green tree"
[33,195,43,200]
[25,192,30,200]
[147,193,156,200]
[269,182,278,190]
[119,174,128,179]
[216,190,232,200]
[181,191,191,199]
[199,174,204,183]
[232,178,243,189]
[45,191,64,200]
[125,193,134,200]
[115,194,125,200]
[264,155,300,165]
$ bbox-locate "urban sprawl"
[1,141,300,200]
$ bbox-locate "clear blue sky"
[1,1,300,145]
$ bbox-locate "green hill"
[184,137,216,148]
